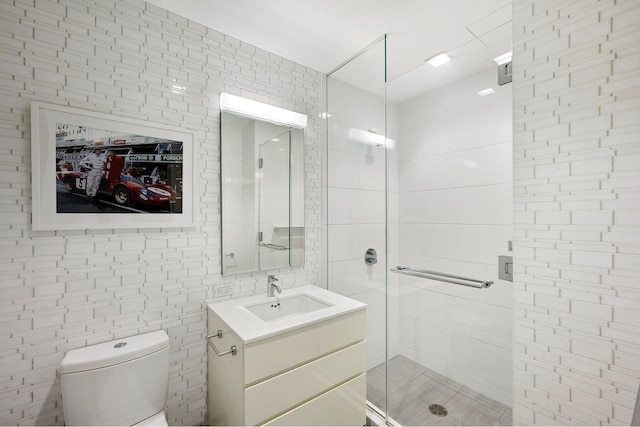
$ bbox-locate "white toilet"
[60,330,170,426]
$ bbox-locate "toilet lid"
[133,412,167,426]
[61,331,169,374]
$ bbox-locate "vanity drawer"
[261,373,366,426]
[244,309,366,385]
[244,340,365,425]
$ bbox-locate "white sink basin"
[245,294,332,322]
[208,285,367,343]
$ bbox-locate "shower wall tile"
[414,321,451,371]
[326,76,392,371]
[411,187,487,224]
[352,190,386,224]
[327,223,387,265]
[484,276,513,310]
[398,156,446,192]
[0,1,322,425]
[387,190,400,224]
[327,225,360,262]
[328,188,387,225]
[358,155,387,191]
[447,333,513,403]
[358,224,386,257]
[327,150,360,189]
[398,141,512,192]
[486,91,514,145]
[447,297,512,350]
[400,109,486,158]
[326,80,386,133]
[400,224,512,266]
[328,259,372,294]
[486,184,513,225]
[397,70,500,137]
[327,187,350,224]
[354,287,389,368]
[327,257,388,369]
[513,0,640,425]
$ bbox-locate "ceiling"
[145,0,512,102]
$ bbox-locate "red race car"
[57,154,182,212]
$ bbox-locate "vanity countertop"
[208,285,366,343]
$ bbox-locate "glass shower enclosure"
[326,23,514,426]
[258,130,292,270]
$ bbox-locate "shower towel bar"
[390,266,493,289]
[259,243,289,250]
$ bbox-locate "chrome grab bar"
[390,266,493,289]
[259,243,288,251]
[206,329,237,357]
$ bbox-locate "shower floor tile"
[368,355,512,426]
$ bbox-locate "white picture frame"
[31,102,196,231]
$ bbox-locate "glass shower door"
[383,60,514,425]
[258,130,291,270]
[326,36,390,418]
[327,27,513,425]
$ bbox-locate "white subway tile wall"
[0,0,321,425]
[513,0,640,425]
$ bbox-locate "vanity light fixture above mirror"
[220,93,308,129]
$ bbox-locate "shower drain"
[428,403,448,417]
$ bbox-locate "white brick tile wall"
[0,0,321,425]
[513,0,640,425]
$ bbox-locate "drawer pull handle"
[207,329,237,357]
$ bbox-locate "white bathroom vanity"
[206,285,367,426]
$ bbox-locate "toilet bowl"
[60,330,170,426]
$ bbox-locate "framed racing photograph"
[31,102,196,230]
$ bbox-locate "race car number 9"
[76,178,86,190]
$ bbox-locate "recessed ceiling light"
[426,52,451,67]
[477,88,495,96]
[493,51,512,65]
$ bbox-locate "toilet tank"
[61,330,170,426]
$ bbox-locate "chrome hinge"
[498,255,513,282]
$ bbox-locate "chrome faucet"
[267,275,281,297]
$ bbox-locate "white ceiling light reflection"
[477,88,495,96]
[349,128,395,149]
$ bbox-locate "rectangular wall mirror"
[220,94,305,275]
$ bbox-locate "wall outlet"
[215,285,233,297]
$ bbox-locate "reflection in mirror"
[221,103,305,275]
